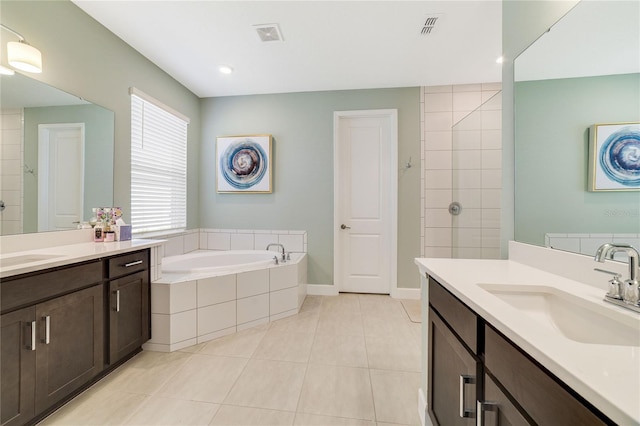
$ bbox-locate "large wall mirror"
[514,0,640,257]
[0,73,114,235]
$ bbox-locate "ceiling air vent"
[253,24,284,43]
[421,14,444,36]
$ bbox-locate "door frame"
[37,123,85,232]
[333,109,398,293]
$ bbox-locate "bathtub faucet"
[266,243,286,262]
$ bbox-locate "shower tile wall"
[420,84,502,259]
[0,108,24,236]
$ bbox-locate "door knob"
[340,224,351,230]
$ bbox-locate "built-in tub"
[143,250,307,352]
[162,250,280,275]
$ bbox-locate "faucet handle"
[594,268,623,300]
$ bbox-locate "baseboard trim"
[392,287,421,299]
[306,284,339,296]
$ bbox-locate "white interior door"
[38,123,84,231]
[334,110,397,294]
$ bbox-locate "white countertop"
[415,257,640,425]
[0,239,163,279]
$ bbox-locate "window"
[130,88,189,234]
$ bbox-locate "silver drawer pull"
[476,401,498,426]
[459,375,475,418]
[42,315,50,344]
[115,290,120,312]
[29,320,36,351]
[124,260,143,268]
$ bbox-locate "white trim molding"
[306,284,339,296]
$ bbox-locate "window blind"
[130,89,188,234]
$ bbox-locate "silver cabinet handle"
[476,401,498,426]
[29,320,36,351]
[459,375,475,418]
[115,290,120,312]
[124,260,143,268]
[42,315,50,344]
[340,224,351,230]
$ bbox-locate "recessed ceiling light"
[219,65,234,75]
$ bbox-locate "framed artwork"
[588,122,640,191]
[216,134,272,193]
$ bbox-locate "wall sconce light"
[1,24,43,73]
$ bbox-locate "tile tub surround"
[144,228,308,258]
[144,252,308,352]
[545,233,640,259]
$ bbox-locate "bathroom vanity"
[0,240,160,426]
[416,242,639,426]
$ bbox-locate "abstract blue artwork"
[217,135,272,193]
[589,123,640,191]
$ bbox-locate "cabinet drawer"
[1,261,103,314]
[108,250,148,279]
[484,325,608,426]
[428,276,478,354]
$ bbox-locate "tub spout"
[266,243,286,262]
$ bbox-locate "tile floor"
[40,294,422,426]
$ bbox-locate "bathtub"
[144,249,308,352]
[162,250,280,275]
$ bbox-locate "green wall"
[515,73,640,246]
[23,104,114,232]
[2,0,201,228]
[200,88,421,287]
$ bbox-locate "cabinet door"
[109,270,149,364]
[34,285,104,414]
[428,307,480,426]
[1,307,36,426]
[480,373,531,426]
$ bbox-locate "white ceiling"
[72,1,503,98]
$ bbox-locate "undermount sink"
[478,284,640,347]
[0,254,64,268]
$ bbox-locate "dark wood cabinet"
[0,248,151,426]
[108,270,149,364]
[427,276,612,426]
[1,307,36,426]
[481,373,530,426]
[428,306,480,426]
[34,285,104,413]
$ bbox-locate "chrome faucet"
[266,243,286,262]
[594,243,640,312]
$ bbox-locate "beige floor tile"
[39,387,147,425]
[178,342,207,353]
[320,295,361,316]
[309,333,368,368]
[100,351,193,395]
[316,312,364,336]
[299,295,323,313]
[210,405,295,425]
[124,395,219,425]
[293,412,375,425]
[365,335,420,372]
[361,314,414,339]
[269,311,319,334]
[297,364,375,421]
[370,369,421,425]
[224,359,307,411]
[399,300,421,323]
[252,328,315,362]
[156,354,248,403]
[199,327,267,358]
[358,295,405,318]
